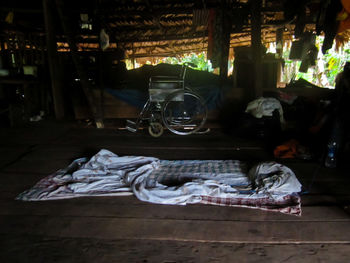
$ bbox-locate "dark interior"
[1,1,350,262]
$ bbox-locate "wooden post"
[251,0,263,98]
[219,20,230,82]
[276,27,284,58]
[0,35,5,69]
[42,0,65,119]
[276,27,284,86]
[55,0,104,128]
[39,35,50,114]
[131,43,135,69]
[0,35,4,51]
[95,14,105,126]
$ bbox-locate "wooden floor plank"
[1,215,350,243]
[1,235,350,263]
[0,200,349,221]
[1,159,73,174]
[0,147,33,161]
[0,125,71,146]
[15,148,268,163]
[2,120,350,262]
[301,194,350,206]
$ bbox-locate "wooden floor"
[1,120,350,262]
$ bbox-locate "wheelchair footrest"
[126,120,137,133]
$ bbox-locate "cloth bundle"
[245,97,285,126]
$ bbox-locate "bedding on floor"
[16,149,302,216]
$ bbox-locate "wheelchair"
[126,64,208,137]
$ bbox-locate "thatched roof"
[0,0,323,59]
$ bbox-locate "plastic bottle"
[325,141,337,168]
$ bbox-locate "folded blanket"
[17,149,302,216]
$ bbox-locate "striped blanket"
[17,149,302,216]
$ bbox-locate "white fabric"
[17,150,301,209]
[133,161,301,206]
[248,162,302,194]
[16,150,159,201]
[245,97,285,124]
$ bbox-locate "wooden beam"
[98,7,195,16]
[60,31,209,44]
[144,0,164,31]
[42,0,65,119]
[0,7,42,14]
[105,14,192,24]
[251,0,263,99]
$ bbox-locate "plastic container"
[325,141,337,168]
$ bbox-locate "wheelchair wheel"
[148,122,164,137]
[161,90,207,135]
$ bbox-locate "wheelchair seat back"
[148,65,188,102]
[149,78,184,102]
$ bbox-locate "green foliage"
[282,36,350,88]
[125,52,214,72]
[163,52,213,72]
[323,48,350,85]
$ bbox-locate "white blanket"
[245,97,285,125]
[17,149,302,215]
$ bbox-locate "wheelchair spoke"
[162,90,207,135]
